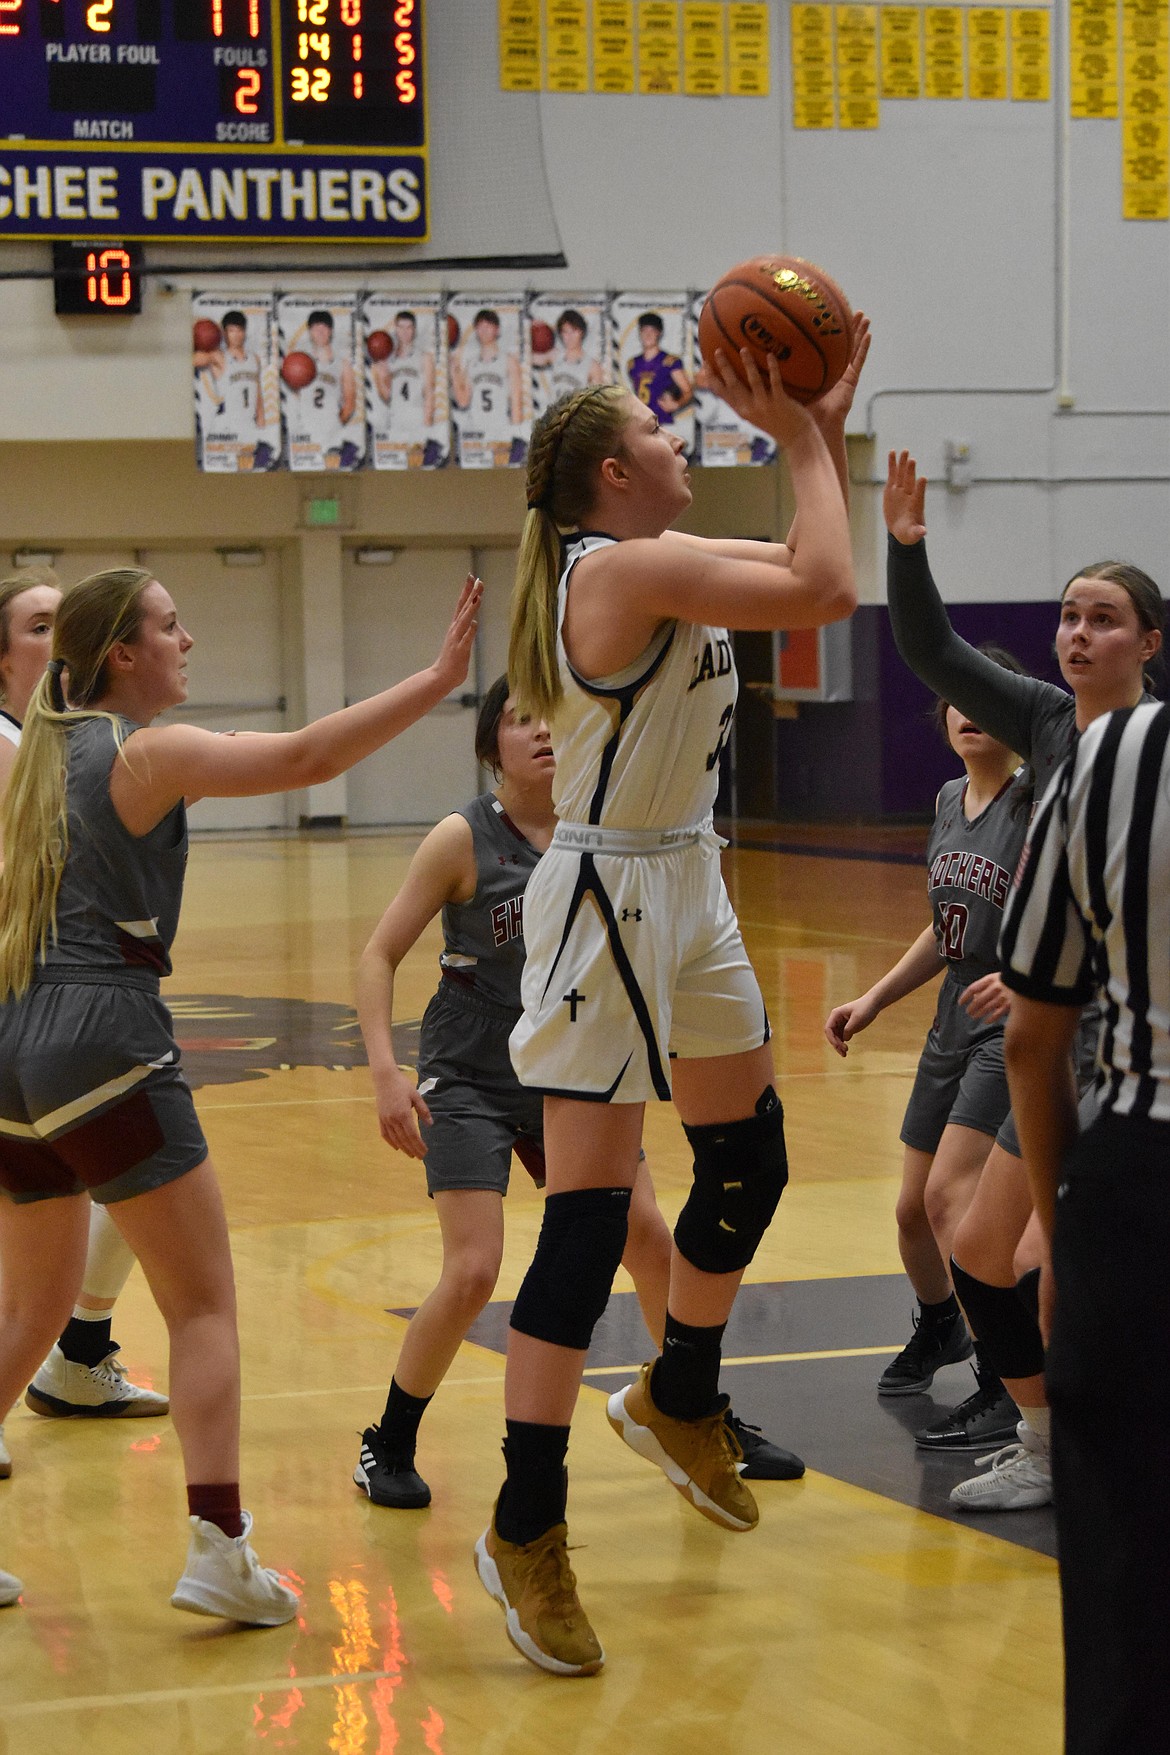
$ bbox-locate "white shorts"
[509,823,769,1105]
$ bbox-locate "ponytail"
[0,568,150,1000]
[508,384,631,722]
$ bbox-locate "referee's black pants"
[1047,1111,1170,1755]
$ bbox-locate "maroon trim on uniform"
[441,967,478,993]
[49,1087,165,1185]
[117,928,168,972]
[495,804,536,853]
[0,1135,79,1199]
[512,1134,547,1189]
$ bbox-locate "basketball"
[446,313,460,349]
[531,320,556,354]
[280,350,317,390]
[698,256,854,405]
[366,328,393,361]
[193,318,222,352]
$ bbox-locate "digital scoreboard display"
[0,0,426,241]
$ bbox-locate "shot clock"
[52,239,144,311]
[0,0,427,241]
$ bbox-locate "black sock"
[919,1292,960,1326]
[495,1420,570,1546]
[973,1340,1005,1395]
[650,1314,727,1420]
[377,1378,433,1460]
[58,1315,113,1367]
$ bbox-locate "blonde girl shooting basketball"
[0,566,479,1618]
[474,322,867,1677]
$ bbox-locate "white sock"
[78,1204,137,1306]
[1019,1405,1051,1448]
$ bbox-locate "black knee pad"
[510,1186,631,1350]
[1016,1266,1041,1325]
[951,1256,1045,1380]
[674,1087,788,1275]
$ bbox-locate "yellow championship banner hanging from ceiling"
[881,6,922,98]
[683,2,727,95]
[500,0,543,91]
[1012,9,1051,101]
[593,0,637,92]
[924,6,965,98]
[967,7,1008,99]
[638,0,682,92]
[728,2,770,94]
[1122,0,1169,217]
[836,6,880,128]
[792,4,836,127]
[1070,0,1119,117]
[545,0,590,91]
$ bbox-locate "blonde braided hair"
[509,384,630,721]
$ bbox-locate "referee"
[1000,699,1170,1755]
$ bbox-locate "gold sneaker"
[474,1516,604,1677]
[607,1363,759,1532]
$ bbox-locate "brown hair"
[1063,561,1165,688]
[474,674,511,778]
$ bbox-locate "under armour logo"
[621,908,643,922]
[562,988,587,1022]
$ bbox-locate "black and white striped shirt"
[1000,701,1170,1124]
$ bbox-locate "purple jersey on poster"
[628,350,685,423]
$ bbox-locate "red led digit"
[340,0,359,21]
[211,0,222,35]
[0,0,23,39]
[99,250,133,308]
[352,70,362,97]
[86,251,99,303]
[248,0,259,35]
[351,30,360,58]
[235,67,261,112]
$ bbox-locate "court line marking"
[238,1345,902,1402]
[0,1668,403,1720]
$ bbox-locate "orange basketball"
[281,350,317,390]
[366,328,392,362]
[698,256,854,405]
[193,318,222,352]
[445,313,460,349]
[531,320,556,354]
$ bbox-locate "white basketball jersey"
[298,352,345,450]
[465,343,510,435]
[217,351,262,428]
[549,351,594,400]
[551,534,737,831]
[386,348,427,432]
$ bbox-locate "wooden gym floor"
[0,830,1062,1753]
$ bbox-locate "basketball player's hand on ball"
[373,1065,432,1159]
[959,972,1012,1024]
[884,451,928,545]
[808,314,871,432]
[431,573,483,693]
[823,992,881,1056]
[698,346,816,449]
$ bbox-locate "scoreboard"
[0,0,426,241]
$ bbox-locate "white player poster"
[276,293,365,473]
[192,293,281,473]
[609,291,697,458]
[362,292,449,471]
[689,290,777,467]
[528,293,610,421]
[446,293,532,469]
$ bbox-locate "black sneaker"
[725,1412,805,1480]
[353,1426,431,1509]
[914,1370,1020,1452]
[878,1311,973,1396]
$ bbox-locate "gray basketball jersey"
[437,793,539,1012]
[41,715,188,979]
[926,771,1030,988]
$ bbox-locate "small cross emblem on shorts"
[562,988,587,1021]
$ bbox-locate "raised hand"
[696,346,817,450]
[431,572,482,694]
[809,312,871,433]
[884,450,928,545]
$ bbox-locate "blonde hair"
[0,566,62,706]
[0,568,152,1000]
[508,385,631,720]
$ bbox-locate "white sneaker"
[26,1343,169,1418]
[0,1423,11,1479]
[0,1568,22,1607]
[170,1512,299,1626]
[949,1421,1053,1512]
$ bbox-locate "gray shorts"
[416,982,545,1197]
[900,1027,1010,1155]
[0,972,207,1206]
[996,1007,1103,1159]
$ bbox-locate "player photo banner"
[276,293,366,474]
[689,289,776,468]
[362,293,449,471]
[446,293,532,470]
[528,292,611,422]
[609,290,697,459]
[192,293,281,474]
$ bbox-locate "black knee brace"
[951,1256,1045,1380]
[1016,1265,1041,1324]
[509,1186,631,1350]
[674,1087,788,1275]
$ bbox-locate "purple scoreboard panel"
[0,0,426,240]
